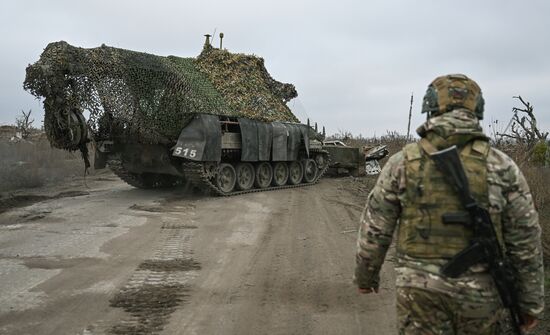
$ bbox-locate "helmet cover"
[421,74,484,119]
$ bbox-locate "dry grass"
[525,166,550,264]
[0,127,83,192]
[496,142,550,210]
[495,142,550,262]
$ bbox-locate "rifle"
[428,145,524,334]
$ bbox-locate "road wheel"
[303,159,318,183]
[216,163,236,194]
[254,162,273,188]
[272,162,289,186]
[236,163,255,190]
[288,161,303,185]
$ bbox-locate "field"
[0,125,83,193]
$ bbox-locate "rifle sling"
[419,138,438,155]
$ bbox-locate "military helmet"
[421,74,485,119]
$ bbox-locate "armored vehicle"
[24,35,328,195]
[364,145,389,175]
[97,115,328,195]
[323,142,388,176]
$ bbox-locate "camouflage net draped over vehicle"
[23,41,299,151]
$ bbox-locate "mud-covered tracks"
[85,217,201,335]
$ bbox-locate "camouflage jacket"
[355,109,544,317]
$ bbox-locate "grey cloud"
[1,0,548,138]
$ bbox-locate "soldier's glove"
[521,313,538,332]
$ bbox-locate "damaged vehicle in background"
[322,141,388,176]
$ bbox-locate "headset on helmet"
[421,74,485,120]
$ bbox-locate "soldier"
[355,74,544,334]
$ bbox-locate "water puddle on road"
[138,259,201,272]
[129,195,197,214]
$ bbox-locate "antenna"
[211,28,217,46]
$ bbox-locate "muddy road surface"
[0,174,396,335]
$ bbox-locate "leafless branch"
[499,96,548,148]
[15,109,35,139]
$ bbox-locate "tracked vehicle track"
[107,150,329,195]
[182,151,330,196]
[107,159,184,189]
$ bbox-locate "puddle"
[138,259,201,272]
[23,257,95,270]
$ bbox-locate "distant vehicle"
[322,142,388,176]
[364,145,389,175]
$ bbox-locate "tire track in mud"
[85,207,201,335]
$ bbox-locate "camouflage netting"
[23,41,299,151]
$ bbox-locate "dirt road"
[0,174,396,335]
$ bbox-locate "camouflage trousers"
[397,287,505,335]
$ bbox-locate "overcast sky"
[1,0,549,138]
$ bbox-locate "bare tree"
[15,109,35,139]
[497,96,548,147]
